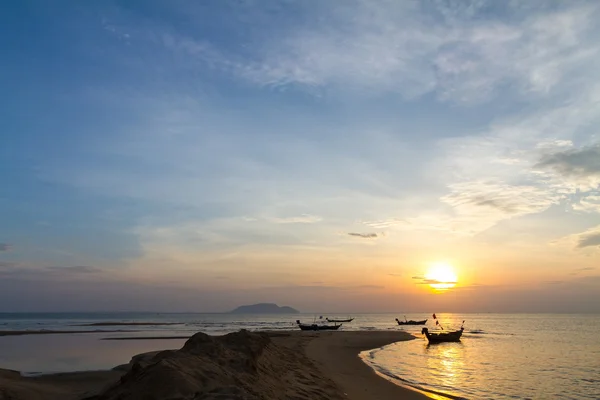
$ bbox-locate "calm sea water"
[0,313,598,399]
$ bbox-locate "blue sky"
[1,0,600,312]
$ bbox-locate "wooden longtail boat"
[326,318,354,323]
[396,318,428,326]
[296,320,342,331]
[421,327,464,343]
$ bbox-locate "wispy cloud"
[268,214,322,224]
[45,266,102,274]
[362,218,407,228]
[241,2,598,102]
[141,1,600,104]
[354,285,385,290]
[0,264,104,280]
[572,194,600,213]
[348,232,379,239]
[576,229,600,249]
[536,143,600,180]
[569,267,596,276]
[412,277,455,286]
[558,225,600,250]
[440,182,559,233]
[0,243,11,252]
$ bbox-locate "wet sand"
[100,336,190,340]
[0,330,429,400]
[304,331,428,400]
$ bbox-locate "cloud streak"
[0,264,104,280]
[536,144,600,179]
[348,232,378,239]
[558,225,600,250]
[576,230,600,249]
[572,194,600,213]
[268,214,322,224]
[241,2,598,103]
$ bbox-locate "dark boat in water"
[396,317,428,326]
[296,320,342,331]
[421,327,464,343]
[326,317,354,323]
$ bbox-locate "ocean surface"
[0,312,598,399]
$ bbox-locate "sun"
[425,262,458,290]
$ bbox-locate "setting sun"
[425,262,458,290]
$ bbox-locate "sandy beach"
[0,330,428,400]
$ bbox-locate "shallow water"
[1,312,598,399]
[362,314,600,399]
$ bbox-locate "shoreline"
[0,330,431,400]
[303,331,429,400]
[71,322,184,327]
[0,329,140,337]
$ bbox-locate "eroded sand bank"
[0,330,428,400]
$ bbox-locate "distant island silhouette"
[230,303,300,314]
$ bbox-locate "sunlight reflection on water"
[362,313,600,399]
[0,312,598,399]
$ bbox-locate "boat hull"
[326,318,354,323]
[297,324,342,331]
[396,319,428,326]
[423,328,464,343]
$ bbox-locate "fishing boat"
[421,327,464,343]
[395,317,428,326]
[326,317,354,323]
[296,320,342,331]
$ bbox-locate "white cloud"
[439,181,561,233]
[268,214,322,224]
[573,194,600,213]
[416,81,600,234]
[233,1,600,103]
[42,1,600,243]
[361,218,407,229]
[557,225,600,250]
[141,1,600,104]
[536,143,600,182]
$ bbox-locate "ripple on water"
[363,314,600,400]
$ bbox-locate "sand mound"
[85,330,343,400]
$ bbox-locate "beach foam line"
[359,341,467,400]
[305,330,431,400]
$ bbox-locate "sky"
[1,0,600,313]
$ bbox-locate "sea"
[0,312,598,399]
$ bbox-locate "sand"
[305,331,428,399]
[0,330,429,400]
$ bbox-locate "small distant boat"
[326,317,354,323]
[296,320,342,331]
[421,327,464,343]
[396,317,428,326]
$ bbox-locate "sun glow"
[425,262,458,290]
